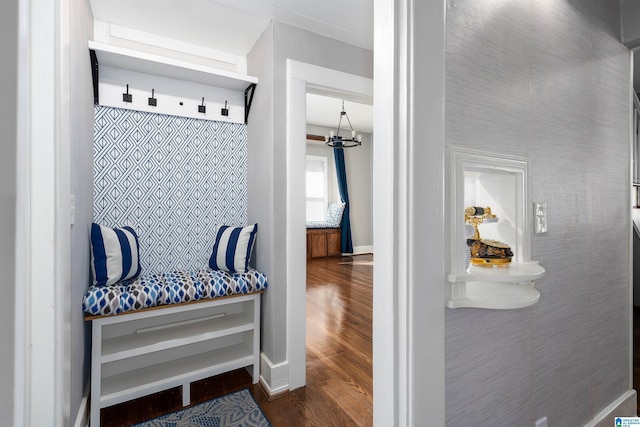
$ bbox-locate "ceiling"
[89,0,374,131]
[89,0,373,53]
[306,94,373,134]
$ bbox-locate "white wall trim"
[351,245,373,255]
[288,61,373,96]
[373,0,446,425]
[407,0,446,422]
[14,0,68,425]
[286,59,373,391]
[583,390,637,426]
[73,381,90,427]
[259,352,289,397]
[14,0,31,424]
[57,0,72,424]
[286,70,308,390]
[28,0,59,422]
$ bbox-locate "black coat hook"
[122,84,132,103]
[148,89,157,106]
[198,97,206,114]
[221,100,229,116]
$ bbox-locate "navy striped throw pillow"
[208,224,258,273]
[90,223,142,287]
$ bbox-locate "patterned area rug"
[132,389,271,427]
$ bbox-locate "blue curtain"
[333,146,353,253]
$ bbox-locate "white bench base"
[88,292,262,427]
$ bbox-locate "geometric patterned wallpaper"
[93,106,248,274]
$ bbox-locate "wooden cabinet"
[88,293,261,427]
[327,231,341,256]
[307,228,341,259]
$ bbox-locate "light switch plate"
[70,195,76,226]
[534,202,547,234]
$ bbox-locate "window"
[306,155,328,222]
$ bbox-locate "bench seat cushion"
[83,268,268,316]
[306,221,340,229]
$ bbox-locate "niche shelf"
[446,147,545,309]
[447,261,545,284]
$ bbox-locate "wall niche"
[446,147,544,309]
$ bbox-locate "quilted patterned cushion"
[306,221,339,229]
[82,273,165,316]
[120,273,165,313]
[82,285,126,316]
[162,270,204,305]
[244,269,269,292]
[83,269,268,316]
[198,268,236,298]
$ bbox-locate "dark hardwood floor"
[100,254,373,426]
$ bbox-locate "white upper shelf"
[88,41,258,91]
[447,261,545,283]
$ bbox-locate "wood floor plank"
[256,254,373,426]
[99,254,373,426]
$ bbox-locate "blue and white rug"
[133,389,271,427]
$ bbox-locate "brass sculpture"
[464,206,513,266]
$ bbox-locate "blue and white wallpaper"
[93,106,248,274]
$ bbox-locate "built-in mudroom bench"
[86,27,265,426]
[86,291,263,427]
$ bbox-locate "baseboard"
[349,245,373,255]
[584,389,637,427]
[258,377,289,401]
[259,353,289,398]
[73,381,90,427]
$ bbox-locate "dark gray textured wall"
[445,0,630,424]
[0,0,18,421]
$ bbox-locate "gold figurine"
[464,206,513,266]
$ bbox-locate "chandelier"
[324,101,362,148]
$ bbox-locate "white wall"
[306,123,373,250]
[445,0,632,424]
[246,22,278,375]
[69,0,94,420]
[0,0,18,421]
[247,22,373,390]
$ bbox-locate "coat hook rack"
[148,89,157,106]
[221,100,229,116]
[122,84,132,103]
[198,97,206,114]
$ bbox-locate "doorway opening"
[285,60,373,390]
[302,90,374,421]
